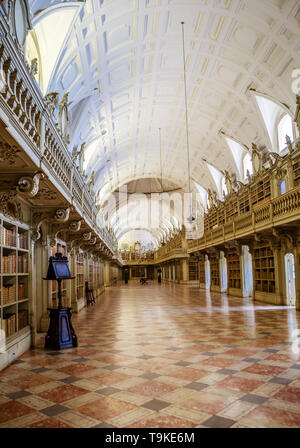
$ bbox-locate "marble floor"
[1,281,300,428]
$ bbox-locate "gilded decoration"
[0,142,21,165]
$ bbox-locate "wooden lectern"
[43,253,78,350]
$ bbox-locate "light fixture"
[159,128,163,193]
[159,128,167,247]
[181,21,195,224]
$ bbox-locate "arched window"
[277,114,294,152]
[243,153,253,180]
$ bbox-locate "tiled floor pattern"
[1,281,300,428]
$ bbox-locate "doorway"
[285,253,296,307]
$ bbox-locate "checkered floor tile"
[1,281,300,428]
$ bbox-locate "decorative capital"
[89,237,97,245]
[54,207,70,223]
[0,191,23,220]
[82,232,92,241]
[69,220,82,232]
[17,171,45,197]
[31,228,41,243]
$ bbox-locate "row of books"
[18,233,28,250]
[18,283,26,301]
[2,285,16,304]
[1,227,16,247]
[1,255,16,273]
[3,313,16,337]
[1,255,28,273]
[254,249,273,257]
[18,310,28,330]
[255,272,275,280]
[255,260,274,268]
[229,279,241,288]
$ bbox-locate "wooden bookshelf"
[0,217,30,340]
[205,209,218,231]
[131,266,145,278]
[253,244,276,294]
[76,252,84,302]
[210,255,220,288]
[225,197,238,222]
[227,251,242,293]
[238,190,250,214]
[293,153,300,187]
[88,259,94,289]
[189,261,199,281]
[250,177,271,207]
[199,257,205,285]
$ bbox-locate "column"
[104,260,111,287]
[295,243,300,310]
[272,242,285,306]
[70,249,78,312]
[38,237,53,332]
[205,255,210,289]
[180,258,189,284]
[220,251,227,293]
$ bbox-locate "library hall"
[0,0,300,431]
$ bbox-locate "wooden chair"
[85,281,96,306]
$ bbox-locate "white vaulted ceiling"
[27,0,300,243]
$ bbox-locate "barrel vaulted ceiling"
[27,0,300,243]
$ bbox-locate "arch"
[277,113,295,152]
[28,2,83,94]
[251,90,296,153]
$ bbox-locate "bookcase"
[0,217,30,341]
[189,261,199,281]
[88,258,94,288]
[210,255,220,291]
[95,261,104,297]
[198,255,207,288]
[51,241,69,308]
[253,244,276,295]
[227,251,242,296]
[293,153,300,187]
[205,209,218,231]
[131,266,145,278]
[225,197,238,222]
[76,252,84,302]
[250,177,271,207]
[199,258,205,284]
[238,190,250,215]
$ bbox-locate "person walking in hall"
[124,269,129,284]
[158,269,162,284]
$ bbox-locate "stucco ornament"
[17,172,45,197]
[54,208,70,223]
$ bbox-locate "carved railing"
[0,15,118,257]
[272,189,300,217]
[120,251,155,264]
[187,185,300,253]
[254,203,271,225]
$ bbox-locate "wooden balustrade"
[187,185,300,254]
[0,16,117,256]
